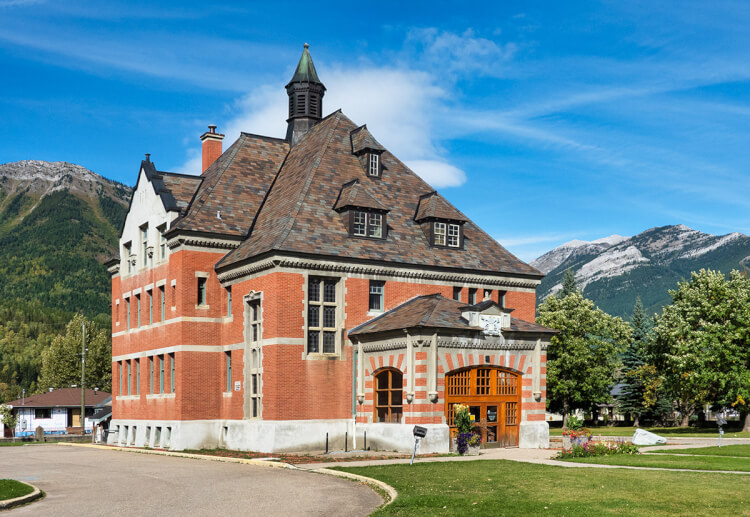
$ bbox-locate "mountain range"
[0,160,131,319]
[531,225,750,319]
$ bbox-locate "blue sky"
[2,1,750,261]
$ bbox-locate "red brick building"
[108,45,554,452]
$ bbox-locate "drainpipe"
[352,341,357,450]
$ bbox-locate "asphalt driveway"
[0,445,381,516]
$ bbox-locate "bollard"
[325,432,329,454]
[345,431,348,452]
[364,431,367,451]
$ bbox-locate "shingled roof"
[333,180,387,212]
[5,388,111,408]
[170,133,289,237]
[415,191,468,222]
[213,110,541,278]
[351,125,385,154]
[349,294,555,336]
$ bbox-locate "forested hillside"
[0,160,131,402]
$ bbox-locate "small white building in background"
[4,388,111,437]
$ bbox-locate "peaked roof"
[415,191,468,222]
[5,388,111,408]
[170,133,289,237]
[333,180,387,212]
[215,110,540,278]
[139,160,202,214]
[349,294,555,336]
[288,43,323,85]
[351,125,385,154]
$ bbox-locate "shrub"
[565,414,584,430]
[556,438,640,459]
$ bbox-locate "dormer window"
[433,221,462,248]
[351,210,384,239]
[368,153,380,177]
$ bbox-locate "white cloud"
[404,160,466,188]
[178,65,467,187]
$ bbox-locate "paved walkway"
[0,445,382,517]
[295,436,750,470]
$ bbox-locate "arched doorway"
[445,367,521,447]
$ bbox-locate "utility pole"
[81,320,86,436]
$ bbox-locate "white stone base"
[107,418,543,452]
[357,423,450,454]
[518,421,549,448]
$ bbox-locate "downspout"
[352,339,357,450]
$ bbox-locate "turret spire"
[285,43,326,146]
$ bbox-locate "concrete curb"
[59,443,294,470]
[315,468,397,508]
[0,480,43,510]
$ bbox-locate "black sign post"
[411,426,427,465]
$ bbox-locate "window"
[369,281,384,312]
[136,359,140,396]
[136,294,141,327]
[498,290,506,308]
[35,408,51,419]
[119,361,123,395]
[159,286,165,321]
[433,222,461,248]
[225,351,232,392]
[159,355,164,394]
[350,210,384,239]
[149,356,154,394]
[197,278,207,306]
[127,360,132,396]
[247,297,262,418]
[249,299,261,343]
[124,242,132,274]
[307,277,338,354]
[484,289,492,301]
[452,287,462,301]
[468,288,477,305]
[126,298,131,330]
[148,290,153,325]
[226,287,232,317]
[158,225,167,260]
[368,153,380,177]
[170,353,175,393]
[374,369,403,423]
[141,225,148,267]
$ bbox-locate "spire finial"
[304,42,309,49]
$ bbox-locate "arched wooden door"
[445,367,520,447]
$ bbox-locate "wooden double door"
[445,367,520,447]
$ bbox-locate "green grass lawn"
[558,453,750,472]
[0,479,34,501]
[651,444,750,457]
[336,459,750,516]
[548,426,750,438]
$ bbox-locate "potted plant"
[453,404,481,455]
[562,415,590,450]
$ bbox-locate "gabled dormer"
[415,191,468,249]
[350,125,386,179]
[334,179,389,239]
[460,300,514,336]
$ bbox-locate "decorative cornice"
[167,236,241,251]
[107,263,120,275]
[362,341,407,353]
[217,254,541,289]
[359,335,548,353]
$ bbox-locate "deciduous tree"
[39,314,111,393]
[650,269,750,428]
[537,291,632,427]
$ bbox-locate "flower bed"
[556,438,640,459]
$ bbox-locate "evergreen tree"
[559,269,579,298]
[618,297,650,426]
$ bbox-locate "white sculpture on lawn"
[632,428,667,445]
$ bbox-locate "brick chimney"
[200,125,224,173]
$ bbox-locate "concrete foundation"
[518,421,549,448]
[108,418,545,452]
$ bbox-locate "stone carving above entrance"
[479,315,502,336]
